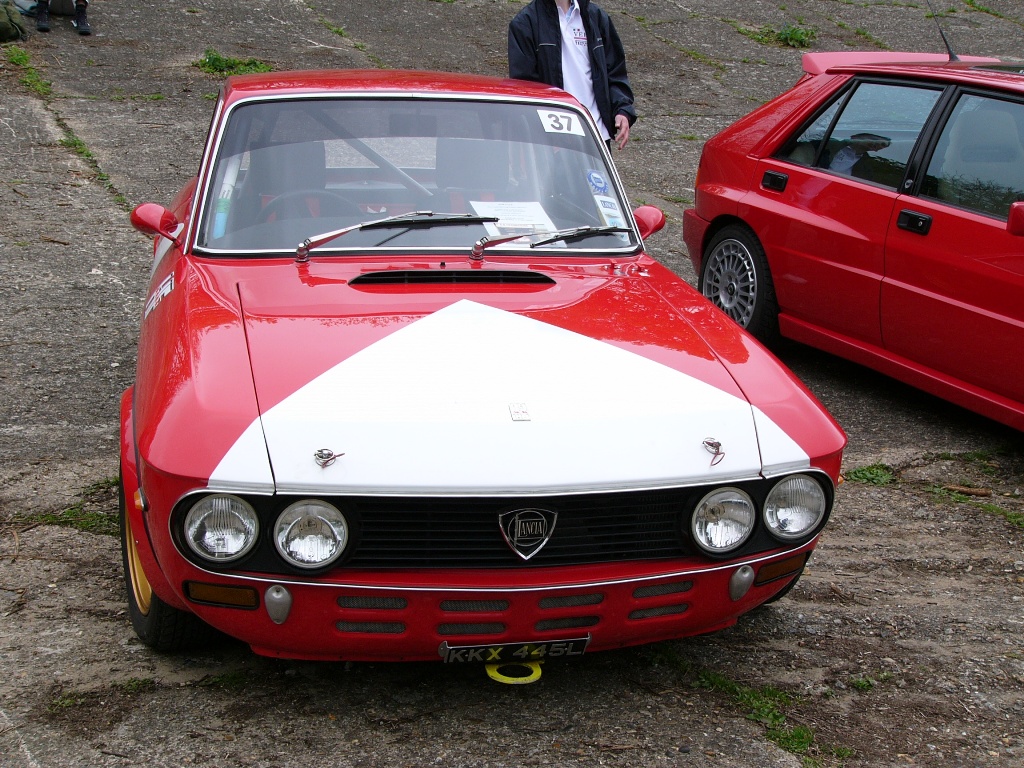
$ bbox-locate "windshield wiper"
[296,211,498,261]
[470,225,632,260]
[529,226,632,247]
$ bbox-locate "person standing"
[36,0,92,36]
[508,0,635,150]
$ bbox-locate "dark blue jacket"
[508,0,636,137]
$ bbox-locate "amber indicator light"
[754,553,808,586]
[185,581,259,609]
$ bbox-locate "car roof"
[801,52,1024,95]
[220,69,578,108]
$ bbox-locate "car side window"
[920,94,1024,219]
[779,82,942,189]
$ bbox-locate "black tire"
[119,473,213,651]
[700,223,780,344]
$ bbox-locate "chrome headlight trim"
[183,493,260,563]
[763,474,827,542]
[690,487,756,555]
[274,499,349,570]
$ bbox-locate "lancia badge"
[499,508,557,561]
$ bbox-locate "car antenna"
[924,0,959,62]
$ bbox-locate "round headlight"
[274,500,349,570]
[764,475,827,541]
[184,494,259,563]
[691,488,755,555]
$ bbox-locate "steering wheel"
[257,190,361,223]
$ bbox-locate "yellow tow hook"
[485,661,543,684]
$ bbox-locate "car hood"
[208,275,812,495]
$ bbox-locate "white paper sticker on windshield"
[470,201,559,243]
[537,109,586,136]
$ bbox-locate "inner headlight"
[274,500,349,569]
[691,488,755,555]
[184,494,259,563]
[764,475,827,541]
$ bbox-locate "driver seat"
[235,141,358,225]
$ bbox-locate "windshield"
[195,96,637,254]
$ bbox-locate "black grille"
[539,593,604,608]
[535,616,600,631]
[344,489,689,569]
[336,621,405,634]
[440,599,510,612]
[338,596,407,610]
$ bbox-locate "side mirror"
[1007,201,1024,237]
[131,203,182,247]
[633,205,666,239]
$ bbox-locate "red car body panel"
[685,52,1024,431]
[123,71,846,661]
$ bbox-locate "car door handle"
[761,170,788,192]
[897,209,932,235]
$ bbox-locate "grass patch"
[12,477,120,536]
[193,48,273,77]
[930,486,1024,529]
[113,677,157,695]
[56,127,129,209]
[320,18,348,37]
[696,671,840,760]
[730,20,816,48]
[661,194,693,206]
[845,464,897,486]
[48,692,86,713]
[643,653,856,764]
[195,670,250,690]
[854,27,890,50]
[775,23,816,48]
[5,45,52,97]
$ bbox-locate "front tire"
[700,224,779,344]
[119,473,212,651]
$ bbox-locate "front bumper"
[169,545,814,661]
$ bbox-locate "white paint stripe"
[214,300,810,494]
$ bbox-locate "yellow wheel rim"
[125,513,153,616]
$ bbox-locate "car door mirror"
[1007,201,1024,237]
[633,205,666,239]
[131,203,182,247]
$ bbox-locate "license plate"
[438,636,590,663]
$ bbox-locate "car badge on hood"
[703,438,725,466]
[499,508,557,561]
[314,448,343,468]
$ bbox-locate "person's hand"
[613,114,630,150]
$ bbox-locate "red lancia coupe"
[122,70,845,664]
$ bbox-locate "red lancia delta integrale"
[685,52,1024,431]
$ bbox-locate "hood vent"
[349,270,555,287]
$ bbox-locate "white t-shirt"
[558,0,609,140]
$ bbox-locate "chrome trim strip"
[200,467,832,497]
[180,538,819,593]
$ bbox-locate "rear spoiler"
[801,51,1000,76]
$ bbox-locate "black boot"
[36,0,50,32]
[72,1,91,35]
